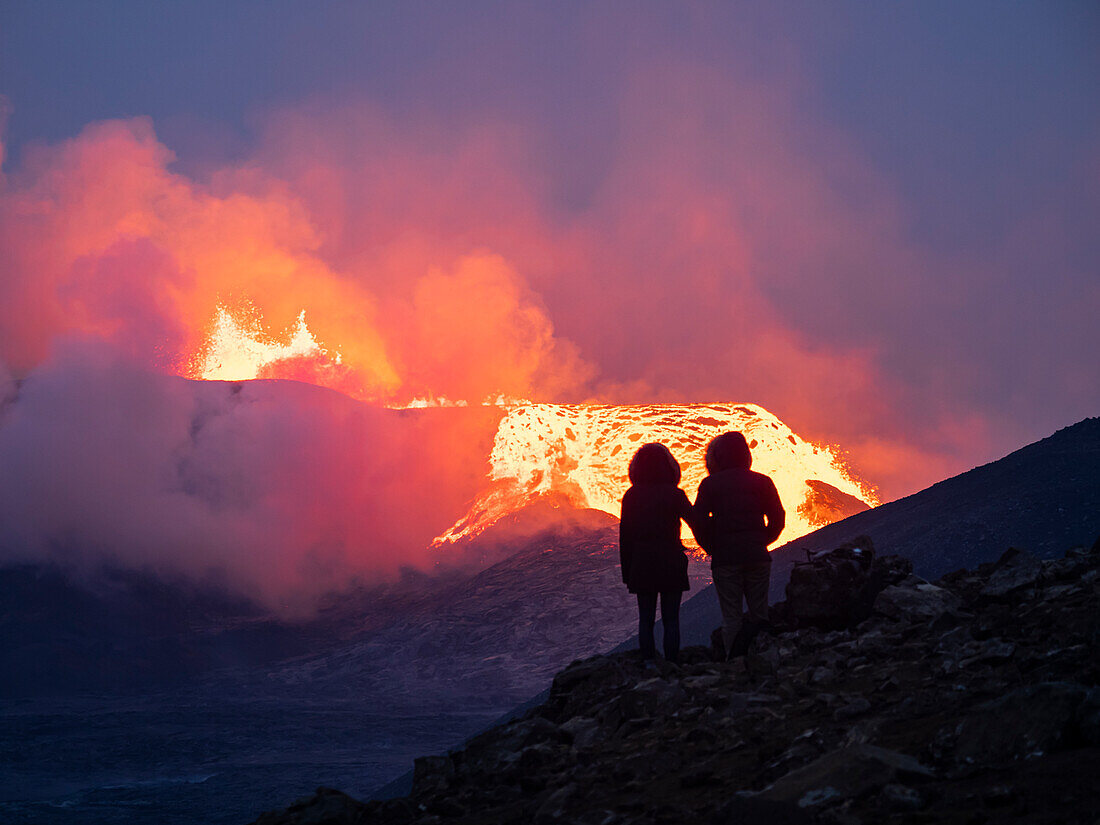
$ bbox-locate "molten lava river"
[194,307,877,547]
[435,402,876,545]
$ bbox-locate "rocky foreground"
[254,538,1100,825]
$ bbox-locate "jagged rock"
[427,797,466,818]
[620,677,686,719]
[868,554,914,589]
[833,697,871,720]
[958,637,1016,667]
[253,787,369,825]
[934,625,973,652]
[753,744,933,807]
[746,643,781,677]
[1076,688,1100,746]
[785,541,876,629]
[683,673,721,690]
[981,546,1044,598]
[412,755,455,794]
[879,783,926,811]
[873,581,960,623]
[953,682,1089,764]
[552,654,616,695]
[560,715,601,749]
[534,782,577,822]
[712,796,815,824]
[494,715,567,750]
[983,784,1015,806]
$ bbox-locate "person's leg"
[711,563,745,656]
[743,561,771,627]
[729,562,772,655]
[659,590,682,663]
[637,592,658,659]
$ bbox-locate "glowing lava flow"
[435,403,877,546]
[188,305,877,547]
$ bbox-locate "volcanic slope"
[671,416,1100,647]
[254,538,1100,825]
[217,512,712,709]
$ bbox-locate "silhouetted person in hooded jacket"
[620,443,698,664]
[694,431,785,658]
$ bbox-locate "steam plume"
[0,343,501,613]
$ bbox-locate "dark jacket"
[619,443,695,594]
[694,432,785,565]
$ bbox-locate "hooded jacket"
[694,432,785,565]
[619,443,695,593]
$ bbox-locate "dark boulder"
[752,744,934,807]
[784,536,890,628]
[712,796,814,824]
[253,787,370,825]
[873,580,962,624]
[953,682,1090,765]
[981,546,1044,599]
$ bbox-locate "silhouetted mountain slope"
[674,417,1100,646]
[0,507,620,701]
[225,512,711,709]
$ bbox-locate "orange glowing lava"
[193,306,336,381]
[187,304,879,546]
[190,305,368,398]
[436,403,878,546]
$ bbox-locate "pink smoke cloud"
[0,49,1082,608]
[0,342,502,613]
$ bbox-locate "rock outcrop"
[254,537,1100,824]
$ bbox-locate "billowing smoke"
[0,343,501,614]
[0,117,588,406]
[0,51,1094,604]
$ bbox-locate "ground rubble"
[253,538,1100,825]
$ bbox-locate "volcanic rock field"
[256,537,1100,825]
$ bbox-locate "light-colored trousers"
[713,561,771,653]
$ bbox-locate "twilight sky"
[1,1,1098,501]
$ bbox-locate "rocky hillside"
[254,536,1100,825]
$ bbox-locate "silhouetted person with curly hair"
[620,442,699,664]
[695,431,785,659]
